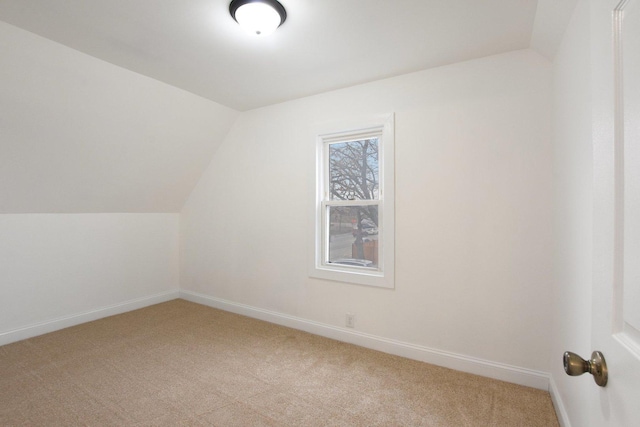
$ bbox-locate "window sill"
[309,264,394,289]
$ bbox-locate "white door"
[590,0,640,425]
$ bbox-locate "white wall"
[181,49,554,378]
[0,214,179,345]
[548,0,592,425]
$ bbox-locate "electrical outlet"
[345,313,355,328]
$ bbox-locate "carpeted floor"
[0,299,559,426]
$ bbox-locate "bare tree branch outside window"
[329,138,379,222]
[328,138,379,263]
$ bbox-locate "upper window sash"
[325,136,381,203]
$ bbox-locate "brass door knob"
[563,351,608,387]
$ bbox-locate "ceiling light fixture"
[229,0,287,36]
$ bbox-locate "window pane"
[327,205,378,268]
[329,138,379,201]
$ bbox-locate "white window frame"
[309,114,395,288]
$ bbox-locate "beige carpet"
[0,299,559,426]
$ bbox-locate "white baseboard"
[180,290,550,390]
[0,290,180,346]
[549,375,571,427]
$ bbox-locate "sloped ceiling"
[0,21,238,213]
[0,0,576,214]
[0,0,550,112]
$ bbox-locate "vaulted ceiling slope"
[0,0,575,112]
[0,21,238,213]
[0,1,576,214]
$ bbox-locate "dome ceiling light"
[229,0,287,36]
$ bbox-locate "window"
[310,114,395,288]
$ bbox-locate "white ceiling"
[0,0,567,112]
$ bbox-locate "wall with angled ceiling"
[180,48,554,388]
[0,21,238,343]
